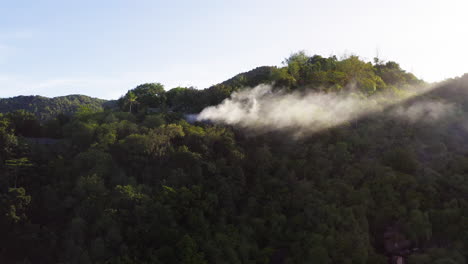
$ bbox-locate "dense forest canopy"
[0,95,112,121]
[1,53,468,264]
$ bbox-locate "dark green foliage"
[119,83,167,113]
[374,60,421,87]
[220,66,277,89]
[1,55,468,264]
[0,95,109,121]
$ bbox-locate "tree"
[5,158,33,188]
[6,110,41,137]
[126,91,138,113]
[177,235,207,264]
[1,187,31,223]
[0,117,17,163]
[336,55,385,93]
[283,51,309,86]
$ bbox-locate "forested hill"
[0,95,112,121]
[0,53,422,121]
[1,53,468,264]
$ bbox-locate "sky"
[1,0,467,99]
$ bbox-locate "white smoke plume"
[390,100,455,123]
[196,84,451,137]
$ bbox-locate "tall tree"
[126,91,138,113]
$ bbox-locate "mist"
[196,84,452,137]
[390,100,455,123]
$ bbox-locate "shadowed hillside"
[1,54,467,264]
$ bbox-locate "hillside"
[1,54,468,264]
[0,94,112,121]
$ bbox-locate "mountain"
[0,94,114,120]
[1,54,468,264]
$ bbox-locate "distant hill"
[218,66,277,88]
[0,94,114,120]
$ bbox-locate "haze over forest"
[2,1,468,264]
[2,51,468,264]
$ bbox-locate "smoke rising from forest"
[196,84,454,137]
[391,100,455,123]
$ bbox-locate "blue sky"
[1,0,467,99]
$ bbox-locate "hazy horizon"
[1,0,467,99]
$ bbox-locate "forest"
[1,52,467,264]
[0,95,110,121]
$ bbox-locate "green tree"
[1,187,31,223]
[126,91,138,113]
[177,235,207,264]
